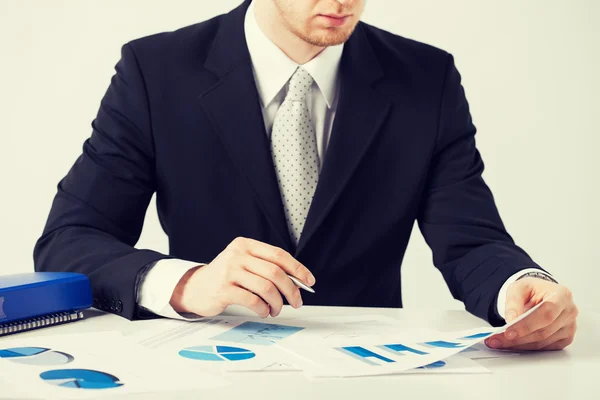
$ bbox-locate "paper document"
[276,299,548,377]
[0,331,228,399]
[130,316,306,373]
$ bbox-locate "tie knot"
[287,67,314,102]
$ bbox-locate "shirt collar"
[244,0,344,109]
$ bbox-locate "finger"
[241,256,303,309]
[503,326,568,351]
[501,322,576,351]
[503,297,565,341]
[232,269,284,317]
[226,286,270,318]
[517,303,577,346]
[504,279,530,323]
[540,335,576,351]
[237,238,316,286]
[493,306,574,348]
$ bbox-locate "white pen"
[287,274,315,293]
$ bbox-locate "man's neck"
[253,0,325,64]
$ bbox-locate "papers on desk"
[0,302,543,398]
[0,331,228,399]
[276,326,499,377]
[274,300,545,378]
[127,310,530,379]
[130,316,306,373]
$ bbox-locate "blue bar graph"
[421,341,466,349]
[379,343,428,356]
[337,346,396,366]
[460,332,492,340]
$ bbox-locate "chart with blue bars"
[460,332,492,340]
[337,346,396,366]
[336,345,451,369]
[179,345,256,362]
[334,331,494,370]
[420,341,466,349]
[39,369,123,390]
[379,343,428,356]
[210,322,304,346]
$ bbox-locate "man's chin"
[303,28,357,47]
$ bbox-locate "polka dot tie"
[270,67,320,245]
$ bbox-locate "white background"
[0,1,598,314]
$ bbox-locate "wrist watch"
[517,271,558,284]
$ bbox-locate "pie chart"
[40,369,123,390]
[417,360,447,369]
[179,345,256,361]
[0,347,74,366]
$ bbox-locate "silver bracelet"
[516,271,558,284]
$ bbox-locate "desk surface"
[3,306,599,400]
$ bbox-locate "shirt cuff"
[496,268,555,319]
[137,258,206,321]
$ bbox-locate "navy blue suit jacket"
[34,0,544,325]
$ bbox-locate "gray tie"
[270,67,320,245]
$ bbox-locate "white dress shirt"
[137,1,550,321]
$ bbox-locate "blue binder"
[0,272,92,337]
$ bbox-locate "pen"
[287,274,315,293]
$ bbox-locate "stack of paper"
[126,307,531,379]
[0,303,540,397]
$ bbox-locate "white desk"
[3,306,599,400]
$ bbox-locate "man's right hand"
[169,237,315,318]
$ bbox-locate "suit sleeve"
[33,43,172,320]
[417,53,547,326]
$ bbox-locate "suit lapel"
[197,3,392,256]
[199,1,295,252]
[295,23,392,257]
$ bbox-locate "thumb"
[504,280,530,323]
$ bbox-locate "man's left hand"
[485,277,578,351]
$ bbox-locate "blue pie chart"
[40,369,123,390]
[179,345,255,361]
[0,347,74,366]
[417,360,447,369]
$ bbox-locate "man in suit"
[34,0,578,351]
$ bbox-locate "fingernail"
[488,339,502,349]
[506,330,517,340]
[297,296,303,308]
[307,274,316,286]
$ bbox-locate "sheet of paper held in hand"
[275,298,551,377]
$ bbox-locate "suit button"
[116,301,123,313]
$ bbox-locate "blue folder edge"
[0,272,93,324]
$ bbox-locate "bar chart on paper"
[210,322,304,346]
[420,341,466,349]
[337,346,396,366]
